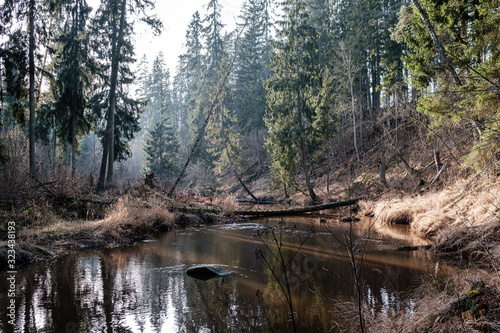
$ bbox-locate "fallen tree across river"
[173,198,360,217]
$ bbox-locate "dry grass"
[358,200,375,216]
[371,178,500,238]
[20,195,176,245]
[366,272,500,333]
[216,194,239,215]
[367,176,500,271]
[94,195,175,242]
[433,220,500,270]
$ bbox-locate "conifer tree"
[0,31,29,127]
[234,0,273,168]
[1,0,40,176]
[143,116,180,180]
[50,0,93,177]
[265,0,321,203]
[93,0,162,189]
[393,0,500,168]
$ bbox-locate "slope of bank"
[0,195,221,270]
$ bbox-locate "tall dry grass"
[368,177,500,271]
[372,178,500,239]
[366,270,500,333]
[217,194,239,215]
[20,195,176,245]
[94,195,175,242]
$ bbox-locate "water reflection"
[1,218,453,332]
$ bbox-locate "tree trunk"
[350,74,360,165]
[1,66,4,139]
[168,56,235,197]
[255,128,261,170]
[71,114,76,179]
[227,150,258,201]
[28,0,36,176]
[97,0,127,189]
[379,150,387,186]
[411,0,462,86]
[96,122,110,189]
[176,198,360,217]
[434,150,442,173]
[365,65,374,132]
[294,16,317,204]
[106,0,127,187]
[51,118,56,170]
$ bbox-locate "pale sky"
[133,0,246,75]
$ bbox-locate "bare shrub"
[0,127,30,206]
[218,194,238,215]
[366,272,500,333]
[358,200,374,216]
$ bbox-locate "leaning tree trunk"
[412,0,462,87]
[168,57,235,197]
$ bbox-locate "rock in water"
[186,265,231,280]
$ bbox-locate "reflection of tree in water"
[1,222,446,333]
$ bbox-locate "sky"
[133,0,246,75]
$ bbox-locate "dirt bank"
[0,195,223,270]
[361,176,500,270]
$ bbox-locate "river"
[1,217,453,332]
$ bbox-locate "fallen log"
[173,198,360,217]
[234,198,360,217]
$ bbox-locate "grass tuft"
[94,195,175,242]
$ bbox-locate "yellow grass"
[216,194,239,215]
[20,195,176,244]
[371,178,500,239]
[94,195,175,242]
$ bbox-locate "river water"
[1,217,453,332]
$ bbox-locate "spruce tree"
[143,116,180,180]
[1,0,40,176]
[50,0,93,177]
[265,0,321,203]
[234,0,273,169]
[92,0,162,188]
[393,0,500,168]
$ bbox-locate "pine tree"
[234,0,273,169]
[149,52,171,121]
[203,0,225,79]
[135,54,150,100]
[93,0,162,189]
[1,0,40,176]
[393,0,500,168]
[143,116,180,180]
[0,31,29,127]
[50,0,93,177]
[265,0,321,203]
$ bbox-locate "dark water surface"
[1,218,453,332]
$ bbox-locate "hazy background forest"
[1,1,500,332]
[0,0,499,202]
